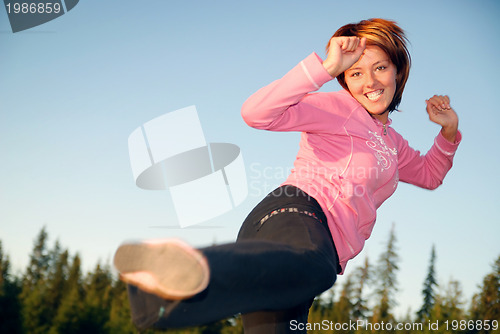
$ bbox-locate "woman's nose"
[364,72,377,87]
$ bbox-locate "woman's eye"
[351,72,361,77]
[376,66,386,71]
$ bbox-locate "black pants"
[127,186,340,333]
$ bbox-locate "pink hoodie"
[241,53,461,273]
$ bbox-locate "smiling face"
[344,45,397,123]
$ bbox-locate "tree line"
[0,226,498,334]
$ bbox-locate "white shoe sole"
[113,239,210,300]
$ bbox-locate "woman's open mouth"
[365,89,384,102]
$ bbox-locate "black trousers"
[127,186,340,333]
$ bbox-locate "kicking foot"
[113,239,210,300]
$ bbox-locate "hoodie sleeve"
[241,53,347,133]
[395,130,462,189]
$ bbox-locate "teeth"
[366,90,383,101]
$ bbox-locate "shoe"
[113,238,210,300]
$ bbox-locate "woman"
[114,18,461,333]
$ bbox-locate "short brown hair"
[327,18,411,112]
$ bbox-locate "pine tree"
[0,241,23,333]
[20,226,52,334]
[333,274,355,326]
[352,257,372,321]
[46,244,70,324]
[372,223,399,326]
[78,262,114,333]
[23,227,51,286]
[106,279,136,334]
[444,279,465,321]
[309,287,335,327]
[66,253,83,292]
[470,255,500,331]
[49,254,84,334]
[417,245,438,321]
[432,278,465,327]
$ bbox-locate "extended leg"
[119,186,339,331]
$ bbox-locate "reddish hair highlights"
[327,18,411,112]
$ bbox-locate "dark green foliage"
[20,227,53,334]
[1,226,499,334]
[469,256,500,333]
[332,274,355,324]
[351,257,372,321]
[0,241,23,333]
[417,245,438,321]
[371,223,399,326]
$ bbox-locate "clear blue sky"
[1,0,499,318]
